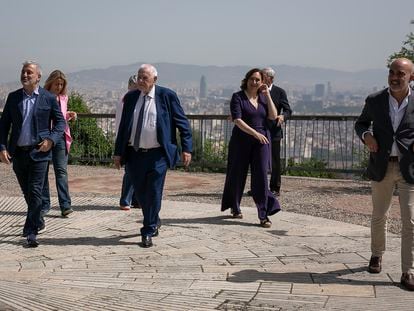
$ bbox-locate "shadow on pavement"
[227,267,395,286]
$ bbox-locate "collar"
[23,86,40,97]
[147,85,156,99]
[387,87,411,102]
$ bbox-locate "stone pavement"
[0,192,413,310]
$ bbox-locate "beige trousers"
[371,161,414,273]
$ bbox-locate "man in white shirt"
[114,64,192,248]
[355,58,414,291]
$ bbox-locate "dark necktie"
[133,95,147,151]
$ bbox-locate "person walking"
[221,68,281,227]
[355,58,414,291]
[41,70,76,217]
[0,61,65,247]
[114,64,192,248]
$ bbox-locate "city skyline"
[0,0,412,83]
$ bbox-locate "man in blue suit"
[114,64,192,248]
[0,61,65,247]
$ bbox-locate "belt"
[17,145,37,152]
[389,156,399,162]
[128,146,162,153]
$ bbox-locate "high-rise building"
[327,81,332,96]
[314,83,325,98]
[199,75,207,98]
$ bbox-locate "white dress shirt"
[388,88,411,156]
[129,86,160,149]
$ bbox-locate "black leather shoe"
[368,256,382,273]
[246,190,253,196]
[152,229,159,237]
[401,273,414,291]
[26,234,39,248]
[141,236,153,248]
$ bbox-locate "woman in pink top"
[41,70,76,217]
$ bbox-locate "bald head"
[391,58,414,72]
[388,57,414,101]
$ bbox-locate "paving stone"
[0,195,410,310]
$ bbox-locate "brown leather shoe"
[368,256,382,273]
[401,273,414,291]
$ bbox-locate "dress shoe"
[271,190,280,196]
[26,234,39,248]
[62,208,74,217]
[246,190,253,196]
[368,256,382,273]
[141,236,153,248]
[401,273,414,291]
[131,204,141,209]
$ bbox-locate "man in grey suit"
[0,61,65,247]
[355,58,414,291]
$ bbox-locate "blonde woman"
[41,70,76,218]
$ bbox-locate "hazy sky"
[0,0,412,82]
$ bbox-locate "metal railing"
[0,112,366,174]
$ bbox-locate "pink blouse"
[58,94,73,152]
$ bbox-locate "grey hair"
[128,74,138,87]
[139,64,158,77]
[22,60,42,76]
[262,67,275,78]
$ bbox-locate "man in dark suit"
[263,67,292,196]
[114,64,192,248]
[0,61,65,247]
[355,58,414,291]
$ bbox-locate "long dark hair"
[240,68,263,90]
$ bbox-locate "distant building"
[199,75,207,99]
[327,81,332,96]
[314,84,325,98]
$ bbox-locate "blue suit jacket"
[114,85,192,168]
[0,87,65,161]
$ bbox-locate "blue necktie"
[133,95,147,151]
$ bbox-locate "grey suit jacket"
[355,88,414,183]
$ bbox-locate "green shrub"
[286,157,335,178]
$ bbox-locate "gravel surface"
[0,164,402,234]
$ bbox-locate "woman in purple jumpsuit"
[221,68,280,227]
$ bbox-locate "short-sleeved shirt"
[230,90,268,135]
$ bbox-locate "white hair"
[22,60,42,76]
[139,64,158,77]
[262,67,275,78]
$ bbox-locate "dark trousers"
[119,169,137,207]
[269,139,281,193]
[12,148,48,235]
[222,134,280,220]
[125,147,167,237]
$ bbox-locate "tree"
[388,19,414,64]
[67,93,113,164]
